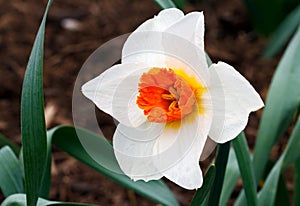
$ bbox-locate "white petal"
[163,149,203,189]
[154,112,212,189]
[113,109,212,189]
[121,31,209,87]
[81,63,149,127]
[208,62,264,143]
[113,122,165,181]
[122,31,208,75]
[165,11,207,71]
[122,11,209,87]
[122,8,183,65]
[134,8,184,32]
[165,12,205,52]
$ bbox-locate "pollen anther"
[136,68,204,123]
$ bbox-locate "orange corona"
[136,68,205,123]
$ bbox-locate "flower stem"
[208,141,230,206]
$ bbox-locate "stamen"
[169,86,179,99]
[136,68,204,123]
[161,93,176,101]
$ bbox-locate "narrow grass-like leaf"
[280,122,300,170]
[253,23,300,181]
[0,132,20,155]
[208,142,230,206]
[219,148,240,206]
[257,113,300,206]
[295,158,300,206]
[1,194,95,206]
[253,24,300,184]
[235,23,300,206]
[154,0,176,9]
[39,135,52,199]
[0,146,24,197]
[47,126,122,173]
[257,157,282,206]
[281,124,300,170]
[199,196,208,206]
[20,0,53,205]
[47,126,179,206]
[275,174,290,206]
[206,53,212,66]
[190,164,216,206]
[263,4,300,58]
[232,133,257,206]
[173,0,185,9]
[241,0,297,35]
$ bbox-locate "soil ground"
[0,0,282,205]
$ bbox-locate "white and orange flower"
[82,8,264,189]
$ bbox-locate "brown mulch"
[0,0,280,205]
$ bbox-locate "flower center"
[136,68,205,123]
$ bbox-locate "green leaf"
[263,4,300,58]
[219,148,240,206]
[0,132,20,155]
[0,146,24,197]
[190,164,216,206]
[257,113,300,206]
[154,0,177,9]
[173,0,185,9]
[275,174,290,206]
[241,0,290,35]
[206,53,213,66]
[20,0,53,205]
[253,20,300,185]
[208,142,230,206]
[294,158,300,206]
[281,123,300,170]
[39,135,52,199]
[235,23,300,206]
[1,194,95,206]
[47,126,122,173]
[47,126,179,206]
[232,133,257,206]
[257,157,282,206]
[154,0,185,10]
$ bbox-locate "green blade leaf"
[253,23,300,184]
[294,158,300,206]
[241,0,286,35]
[254,24,300,182]
[0,132,20,155]
[275,174,290,206]
[39,135,52,199]
[219,148,240,206]
[208,142,230,206]
[47,126,179,206]
[235,23,300,206]
[2,194,57,206]
[257,157,283,206]
[232,133,257,206]
[281,123,300,170]
[257,113,300,206]
[154,0,177,9]
[190,164,216,206]
[0,146,24,197]
[173,0,185,9]
[263,4,300,58]
[20,0,53,205]
[1,194,95,206]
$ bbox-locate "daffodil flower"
[82,8,264,190]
